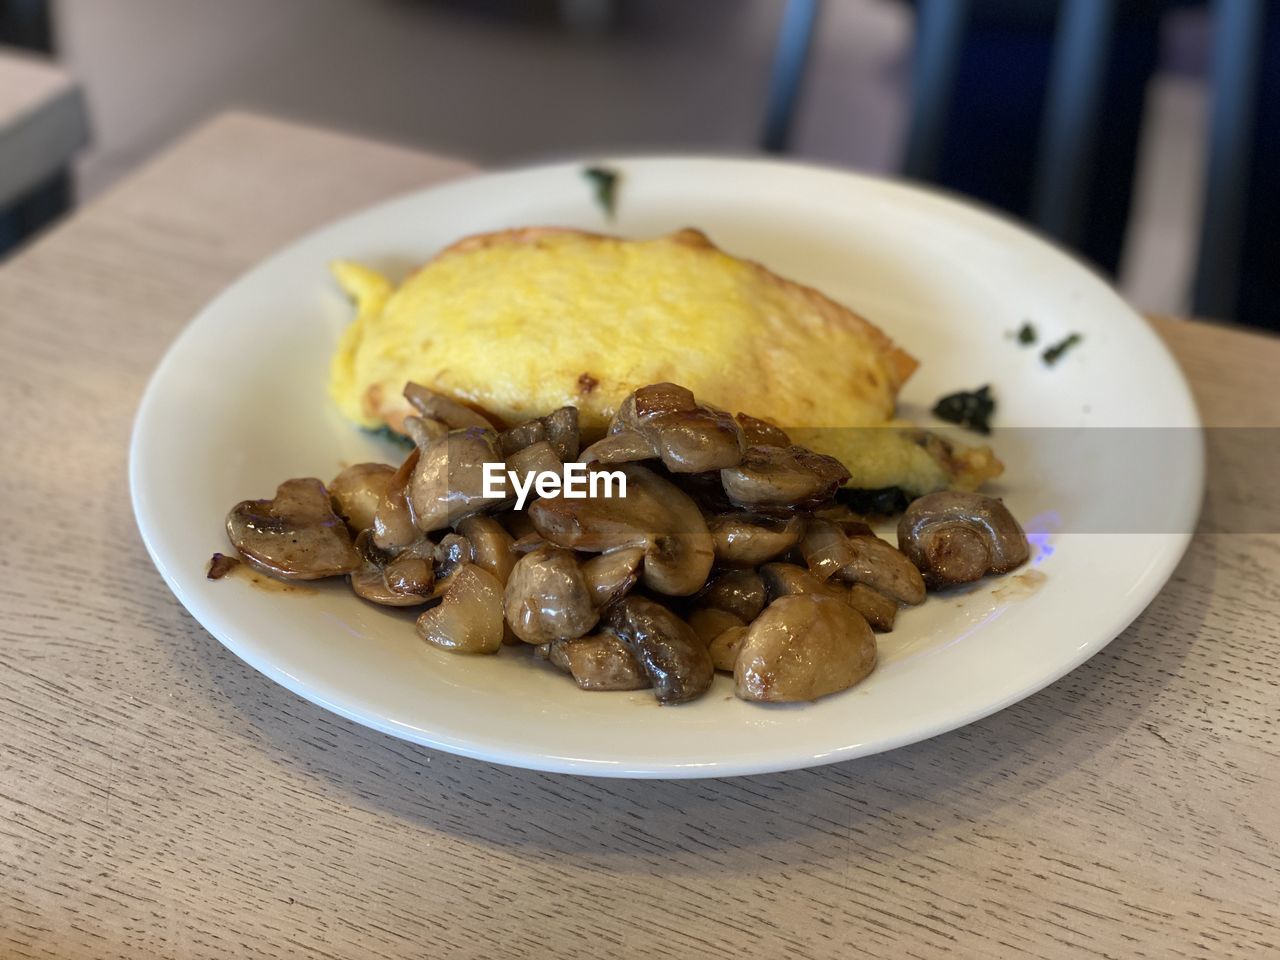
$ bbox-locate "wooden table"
[2,112,1276,960]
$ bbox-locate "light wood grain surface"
[1,112,1276,960]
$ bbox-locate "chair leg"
[902,0,970,181]
[1031,0,1115,247]
[761,0,820,153]
[1194,0,1266,319]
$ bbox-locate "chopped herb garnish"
[1042,332,1083,366]
[362,424,414,450]
[582,165,620,219]
[1016,321,1037,345]
[932,384,995,434]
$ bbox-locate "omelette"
[329,227,1000,495]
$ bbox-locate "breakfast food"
[219,380,1029,705]
[328,228,1001,495]
[216,227,1033,706]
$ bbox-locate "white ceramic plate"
[130,157,1202,778]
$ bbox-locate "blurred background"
[1,0,1276,327]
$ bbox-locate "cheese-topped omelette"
[329,228,1000,494]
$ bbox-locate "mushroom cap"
[798,518,857,581]
[708,624,749,673]
[350,530,433,607]
[500,406,580,461]
[372,448,421,552]
[735,595,876,702]
[734,413,791,448]
[402,414,449,450]
[455,515,517,587]
[528,463,714,596]
[227,478,359,581]
[504,439,563,489]
[834,533,926,605]
[688,607,746,647]
[846,583,898,633]
[698,569,767,622]
[706,512,804,567]
[759,562,841,602]
[796,518,925,605]
[547,632,650,691]
[415,564,505,654]
[409,426,505,531]
[404,382,499,430]
[503,546,600,643]
[583,382,745,473]
[580,547,644,608]
[329,462,396,534]
[897,491,1030,588]
[606,596,715,704]
[720,445,850,508]
[384,554,436,598]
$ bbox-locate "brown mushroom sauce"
[217,381,1030,704]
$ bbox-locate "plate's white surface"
[130,157,1202,778]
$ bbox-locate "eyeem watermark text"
[482,462,627,510]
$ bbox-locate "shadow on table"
[182,533,1214,876]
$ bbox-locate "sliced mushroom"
[578,430,654,466]
[456,515,517,586]
[529,463,715,596]
[735,413,791,448]
[720,445,850,509]
[897,491,1030,588]
[708,625,749,673]
[707,512,804,567]
[606,596,714,704]
[505,439,563,490]
[409,426,505,531]
[500,406,580,461]
[547,633,650,691]
[372,448,421,552]
[698,569,767,621]
[581,382,745,473]
[503,546,599,643]
[735,595,876,702]
[402,414,448,449]
[835,533,926,605]
[227,478,359,581]
[404,382,498,430]
[580,547,644,608]
[329,462,396,533]
[798,519,857,582]
[350,530,432,606]
[846,583,898,632]
[415,564,505,654]
[759,562,843,603]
